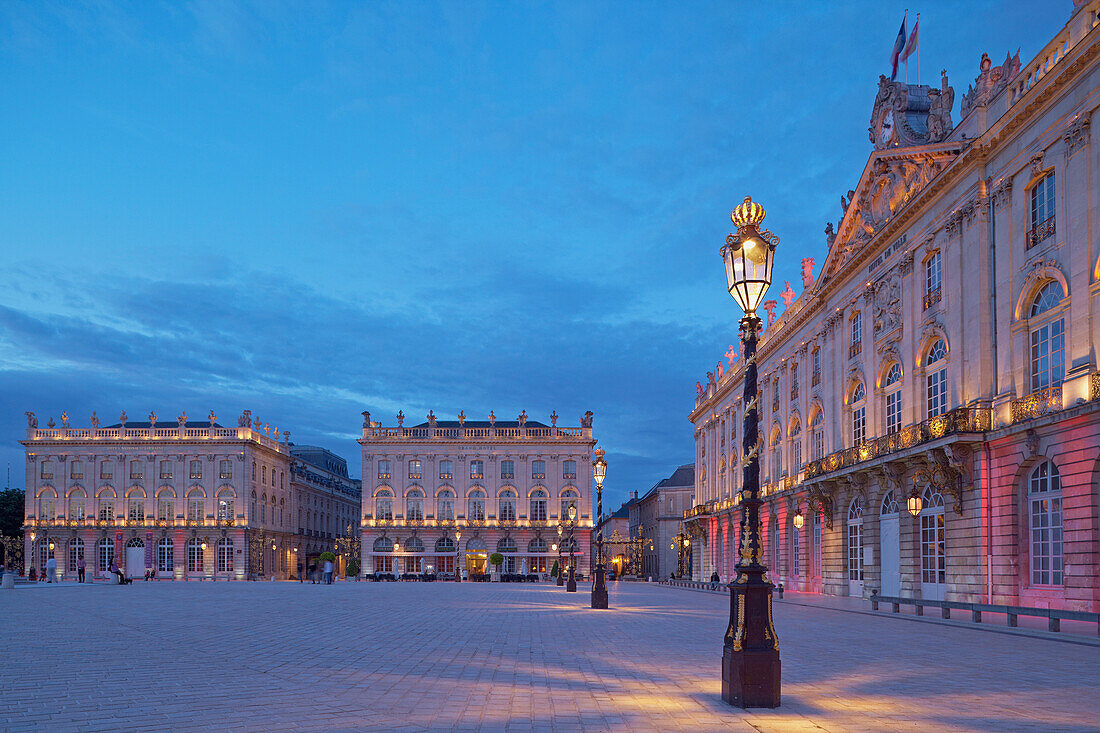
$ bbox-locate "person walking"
[297,561,303,583]
[308,562,317,584]
[77,556,86,583]
[323,557,334,585]
[45,555,57,583]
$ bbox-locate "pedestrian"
[710,571,721,591]
[308,562,316,584]
[77,556,86,583]
[323,557,334,585]
[297,561,303,583]
[46,555,57,583]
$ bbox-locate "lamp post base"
[591,564,608,609]
[566,569,577,592]
[721,577,781,708]
[556,572,564,587]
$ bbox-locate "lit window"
[500,460,514,480]
[1030,282,1065,392]
[219,460,233,480]
[851,382,866,445]
[563,460,576,479]
[439,460,453,480]
[378,460,391,480]
[532,460,546,480]
[470,460,484,480]
[189,460,202,480]
[408,460,421,479]
[499,490,517,521]
[1028,460,1062,586]
[530,489,548,521]
[884,363,902,434]
[925,340,948,418]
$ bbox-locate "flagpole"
[917,12,921,86]
[904,9,909,85]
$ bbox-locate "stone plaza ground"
[2,580,1098,732]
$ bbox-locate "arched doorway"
[125,538,145,579]
[920,487,946,600]
[847,497,864,596]
[880,491,901,596]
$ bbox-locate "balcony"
[1011,386,1062,423]
[220,472,232,480]
[501,473,514,480]
[439,473,452,480]
[1027,215,1055,248]
[408,473,422,480]
[377,473,391,480]
[849,341,862,359]
[470,473,483,480]
[563,473,576,480]
[803,406,991,480]
[531,473,545,480]
[684,503,713,520]
[923,287,942,310]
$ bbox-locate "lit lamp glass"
[793,512,804,529]
[200,542,207,551]
[907,494,923,517]
[568,504,577,522]
[593,449,607,488]
[552,543,558,551]
[720,196,776,315]
[49,542,55,551]
[685,538,691,548]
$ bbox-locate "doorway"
[125,539,145,579]
[465,551,487,575]
[880,496,901,597]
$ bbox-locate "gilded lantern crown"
[731,196,765,230]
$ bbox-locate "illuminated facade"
[21,410,355,581]
[289,445,362,572]
[358,411,596,578]
[628,465,694,579]
[688,2,1100,612]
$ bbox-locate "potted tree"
[550,559,560,582]
[346,558,360,580]
[489,552,504,582]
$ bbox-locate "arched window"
[1028,460,1063,586]
[528,537,548,553]
[497,537,518,554]
[96,487,116,522]
[216,488,235,522]
[880,491,899,516]
[217,538,233,573]
[435,536,456,553]
[38,537,54,570]
[884,363,902,434]
[1029,282,1065,392]
[498,489,517,521]
[788,420,802,473]
[406,488,424,521]
[436,489,455,521]
[847,498,864,586]
[404,536,424,553]
[850,382,866,445]
[187,488,205,523]
[560,489,579,520]
[851,311,863,356]
[790,507,800,578]
[925,339,948,418]
[468,489,486,521]
[375,489,393,520]
[373,536,393,552]
[38,489,57,522]
[97,537,114,572]
[187,538,204,573]
[770,428,783,480]
[530,489,548,522]
[68,537,84,573]
[158,537,174,572]
[810,409,825,460]
[920,487,946,588]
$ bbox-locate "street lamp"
[591,448,608,609]
[556,522,564,586]
[393,541,400,580]
[672,525,691,578]
[566,504,578,592]
[719,195,781,708]
[907,493,923,517]
[454,529,462,582]
[793,511,804,529]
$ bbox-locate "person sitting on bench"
[710,571,721,591]
[109,560,130,585]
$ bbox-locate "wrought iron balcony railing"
[1011,386,1062,423]
[849,341,862,359]
[803,406,991,480]
[923,287,942,310]
[1027,215,1055,248]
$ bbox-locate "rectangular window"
[812,349,821,386]
[187,498,204,522]
[408,460,421,480]
[812,429,824,461]
[790,366,799,401]
[532,460,546,480]
[70,461,84,480]
[1028,173,1056,248]
[438,498,454,521]
[852,406,866,445]
[40,462,53,480]
[439,460,452,480]
[219,460,233,480]
[563,460,576,479]
[531,497,548,521]
[189,460,202,480]
[790,440,801,473]
[98,500,115,522]
[159,460,173,480]
[850,313,862,357]
[791,525,800,577]
[885,391,902,434]
[1030,495,1063,585]
[926,368,948,418]
[1030,318,1066,391]
[128,500,145,523]
[377,460,390,480]
[924,251,942,309]
[812,513,822,578]
[158,499,173,521]
[130,461,143,480]
[470,460,483,480]
[500,497,516,521]
[100,461,113,480]
[500,460,514,480]
[469,498,485,521]
[217,498,233,521]
[71,498,86,522]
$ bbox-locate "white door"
[880,514,901,596]
[126,546,144,579]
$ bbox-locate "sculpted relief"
[873,273,902,336]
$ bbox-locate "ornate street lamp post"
[591,449,608,609]
[556,522,564,586]
[566,504,578,592]
[454,529,462,582]
[719,195,781,708]
[672,525,691,578]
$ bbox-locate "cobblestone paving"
[2,580,1098,732]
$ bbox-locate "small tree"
[346,559,360,577]
[550,559,560,578]
[319,551,336,562]
[489,552,504,570]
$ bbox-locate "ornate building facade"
[629,465,694,580]
[358,410,596,578]
[21,410,357,581]
[687,2,1100,612]
[289,445,363,572]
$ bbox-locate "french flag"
[890,18,907,81]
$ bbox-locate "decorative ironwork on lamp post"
[566,504,578,592]
[555,521,564,586]
[672,524,692,578]
[591,448,608,609]
[454,529,462,582]
[719,195,781,708]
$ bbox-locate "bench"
[869,593,1100,636]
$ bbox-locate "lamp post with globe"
[591,448,608,609]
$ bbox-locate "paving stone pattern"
[2,581,1098,732]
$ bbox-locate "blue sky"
[0,1,1065,508]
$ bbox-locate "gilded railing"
[803,406,991,480]
[1011,386,1062,423]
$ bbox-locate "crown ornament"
[731,196,766,229]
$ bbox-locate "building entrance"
[465,551,487,575]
